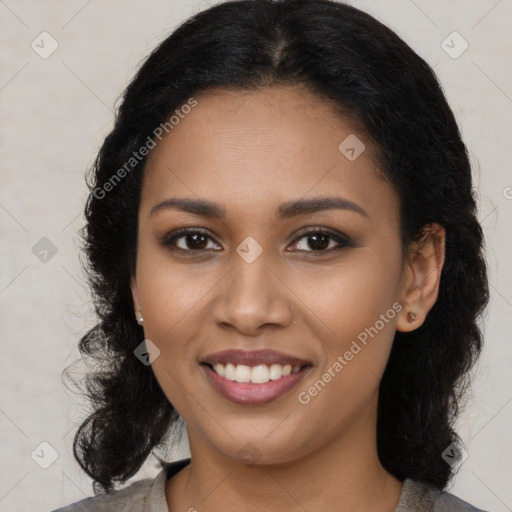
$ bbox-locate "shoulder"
[51,469,165,512]
[51,458,190,512]
[51,476,156,512]
[51,479,152,512]
[396,478,489,512]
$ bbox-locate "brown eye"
[289,228,352,253]
[178,233,209,250]
[298,233,332,251]
[160,229,222,252]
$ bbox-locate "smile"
[200,349,312,405]
[211,362,301,383]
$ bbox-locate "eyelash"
[159,227,354,256]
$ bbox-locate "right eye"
[159,228,222,252]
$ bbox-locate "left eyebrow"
[149,195,368,219]
[277,196,368,219]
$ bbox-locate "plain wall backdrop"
[1,0,511,511]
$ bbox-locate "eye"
[159,227,352,255]
[160,228,221,252]
[288,228,351,253]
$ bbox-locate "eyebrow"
[149,196,368,219]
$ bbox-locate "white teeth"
[251,364,270,383]
[224,363,236,381]
[269,364,283,380]
[210,362,302,383]
[213,364,225,377]
[235,364,251,382]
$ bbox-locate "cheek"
[287,244,403,346]
[135,239,215,336]
[293,260,401,434]
[290,243,403,411]
[136,265,208,414]
[133,246,217,403]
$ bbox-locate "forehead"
[140,86,397,223]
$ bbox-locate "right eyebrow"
[150,198,226,219]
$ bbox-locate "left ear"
[396,223,446,332]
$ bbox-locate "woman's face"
[132,85,410,464]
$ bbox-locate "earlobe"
[396,223,446,332]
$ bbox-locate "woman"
[54,0,490,510]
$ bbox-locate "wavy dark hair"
[65,0,489,494]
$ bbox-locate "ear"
[396,223,446,332]
[131,275,142,315]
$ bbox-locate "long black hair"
[66,0,489,494]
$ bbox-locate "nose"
[211,250,294,335]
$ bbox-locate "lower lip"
[202,364,311,405]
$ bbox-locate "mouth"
[200,349,312,405]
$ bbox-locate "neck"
[166,398,403,512]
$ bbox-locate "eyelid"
[290,226,352,244]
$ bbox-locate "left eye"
[290,230,347,253]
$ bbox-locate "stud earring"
[407,311,417,323]
[135,314,144,325]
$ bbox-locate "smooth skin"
[131,85,446,512]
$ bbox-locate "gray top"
[52,458,488,512]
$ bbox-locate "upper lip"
[201,349,311,367]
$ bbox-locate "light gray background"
[1,1,511,511]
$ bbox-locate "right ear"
[131,276,141,314]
